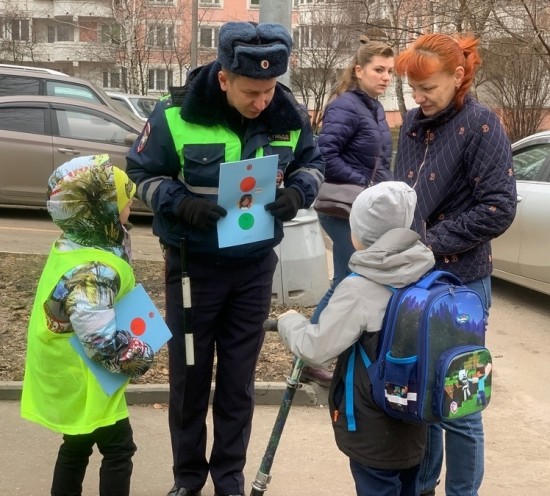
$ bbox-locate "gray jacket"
[278,227,435,470]
[278,228,435,367]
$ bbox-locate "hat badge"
[260,59,270,70]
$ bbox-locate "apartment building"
[0,0,270,95]
[1,0,410,117]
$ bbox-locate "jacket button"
[202,157,208,162]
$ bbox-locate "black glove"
[178,197,227,231]
[265,188,302,222]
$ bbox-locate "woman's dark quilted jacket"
[395,95,517,283]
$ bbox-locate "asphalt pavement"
[0,208,350,495]
[2,210,550,494]
[0,391,357,496]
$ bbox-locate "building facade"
[0,0,411,119]
[1,0,267,95]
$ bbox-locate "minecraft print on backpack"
[347,270,492,426]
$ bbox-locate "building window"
[249,0,259,8]
[47,22,74,43]
[148,0,174,3]
[298,25,311,48]
[0,18,30,41]
[148,69,173,91]
[104,71,119,89]
[199,0,221,6]
[57,23,74,42]
[148,25,175,48]
[103,68,127,90]
[101,24,123,45]
[199,27,219,48]
[311,25,333,44]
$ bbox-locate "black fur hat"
[217,22,292,79]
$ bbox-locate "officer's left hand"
[265,188,302,222]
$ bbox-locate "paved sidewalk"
[0,400,355,496]
[1,371,549,495]
[2,216,550,494]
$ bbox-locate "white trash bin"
[272,207,330,307]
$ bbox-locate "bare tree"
[107,0,152,94]
[291,2,365,133]
[481,38,550,141]
[157,4,216,89]
[0,0,39,63]
[69,0,191,95]
[490,0,550,70]
[352,0,499,114]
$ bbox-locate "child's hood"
[47,154,128,248]
[350,181,416,249]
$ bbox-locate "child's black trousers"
[51,417,136,496]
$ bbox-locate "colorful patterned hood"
[47,154,126,248]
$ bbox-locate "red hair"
[395,33,481,110]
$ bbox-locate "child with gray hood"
[278,181,435,495]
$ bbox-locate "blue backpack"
[345,270,492,426]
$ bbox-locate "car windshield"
[130,97,158,118]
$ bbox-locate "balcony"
[31,0,114,19]
[35,42,118,63]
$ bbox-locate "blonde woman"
[311,36,394,327]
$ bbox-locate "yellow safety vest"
[21,245,134,434]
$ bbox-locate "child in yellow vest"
[21,154,154,496]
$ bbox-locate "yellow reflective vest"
[21,245,134,434]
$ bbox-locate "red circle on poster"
[130,317,146,336]
[240,176,256,192]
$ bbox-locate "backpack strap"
[343,281,397,432]
[345,342,375,432]
[415,270,462,289]
[358,344,372,368]
[345,345,358,431]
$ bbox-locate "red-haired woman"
[394,33,517,496]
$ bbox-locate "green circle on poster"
[238,212,254,230]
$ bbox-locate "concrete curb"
[0,380,329,407]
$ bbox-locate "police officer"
[126,21,324,496]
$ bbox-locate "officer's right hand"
[178,197,227,231]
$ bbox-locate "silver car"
[0,95,148,212]
[106,91,159,122]
[492,130,550,295]
[0,64,121,112]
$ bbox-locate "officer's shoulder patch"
[270,133,290,142]
[137,122,151,153]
